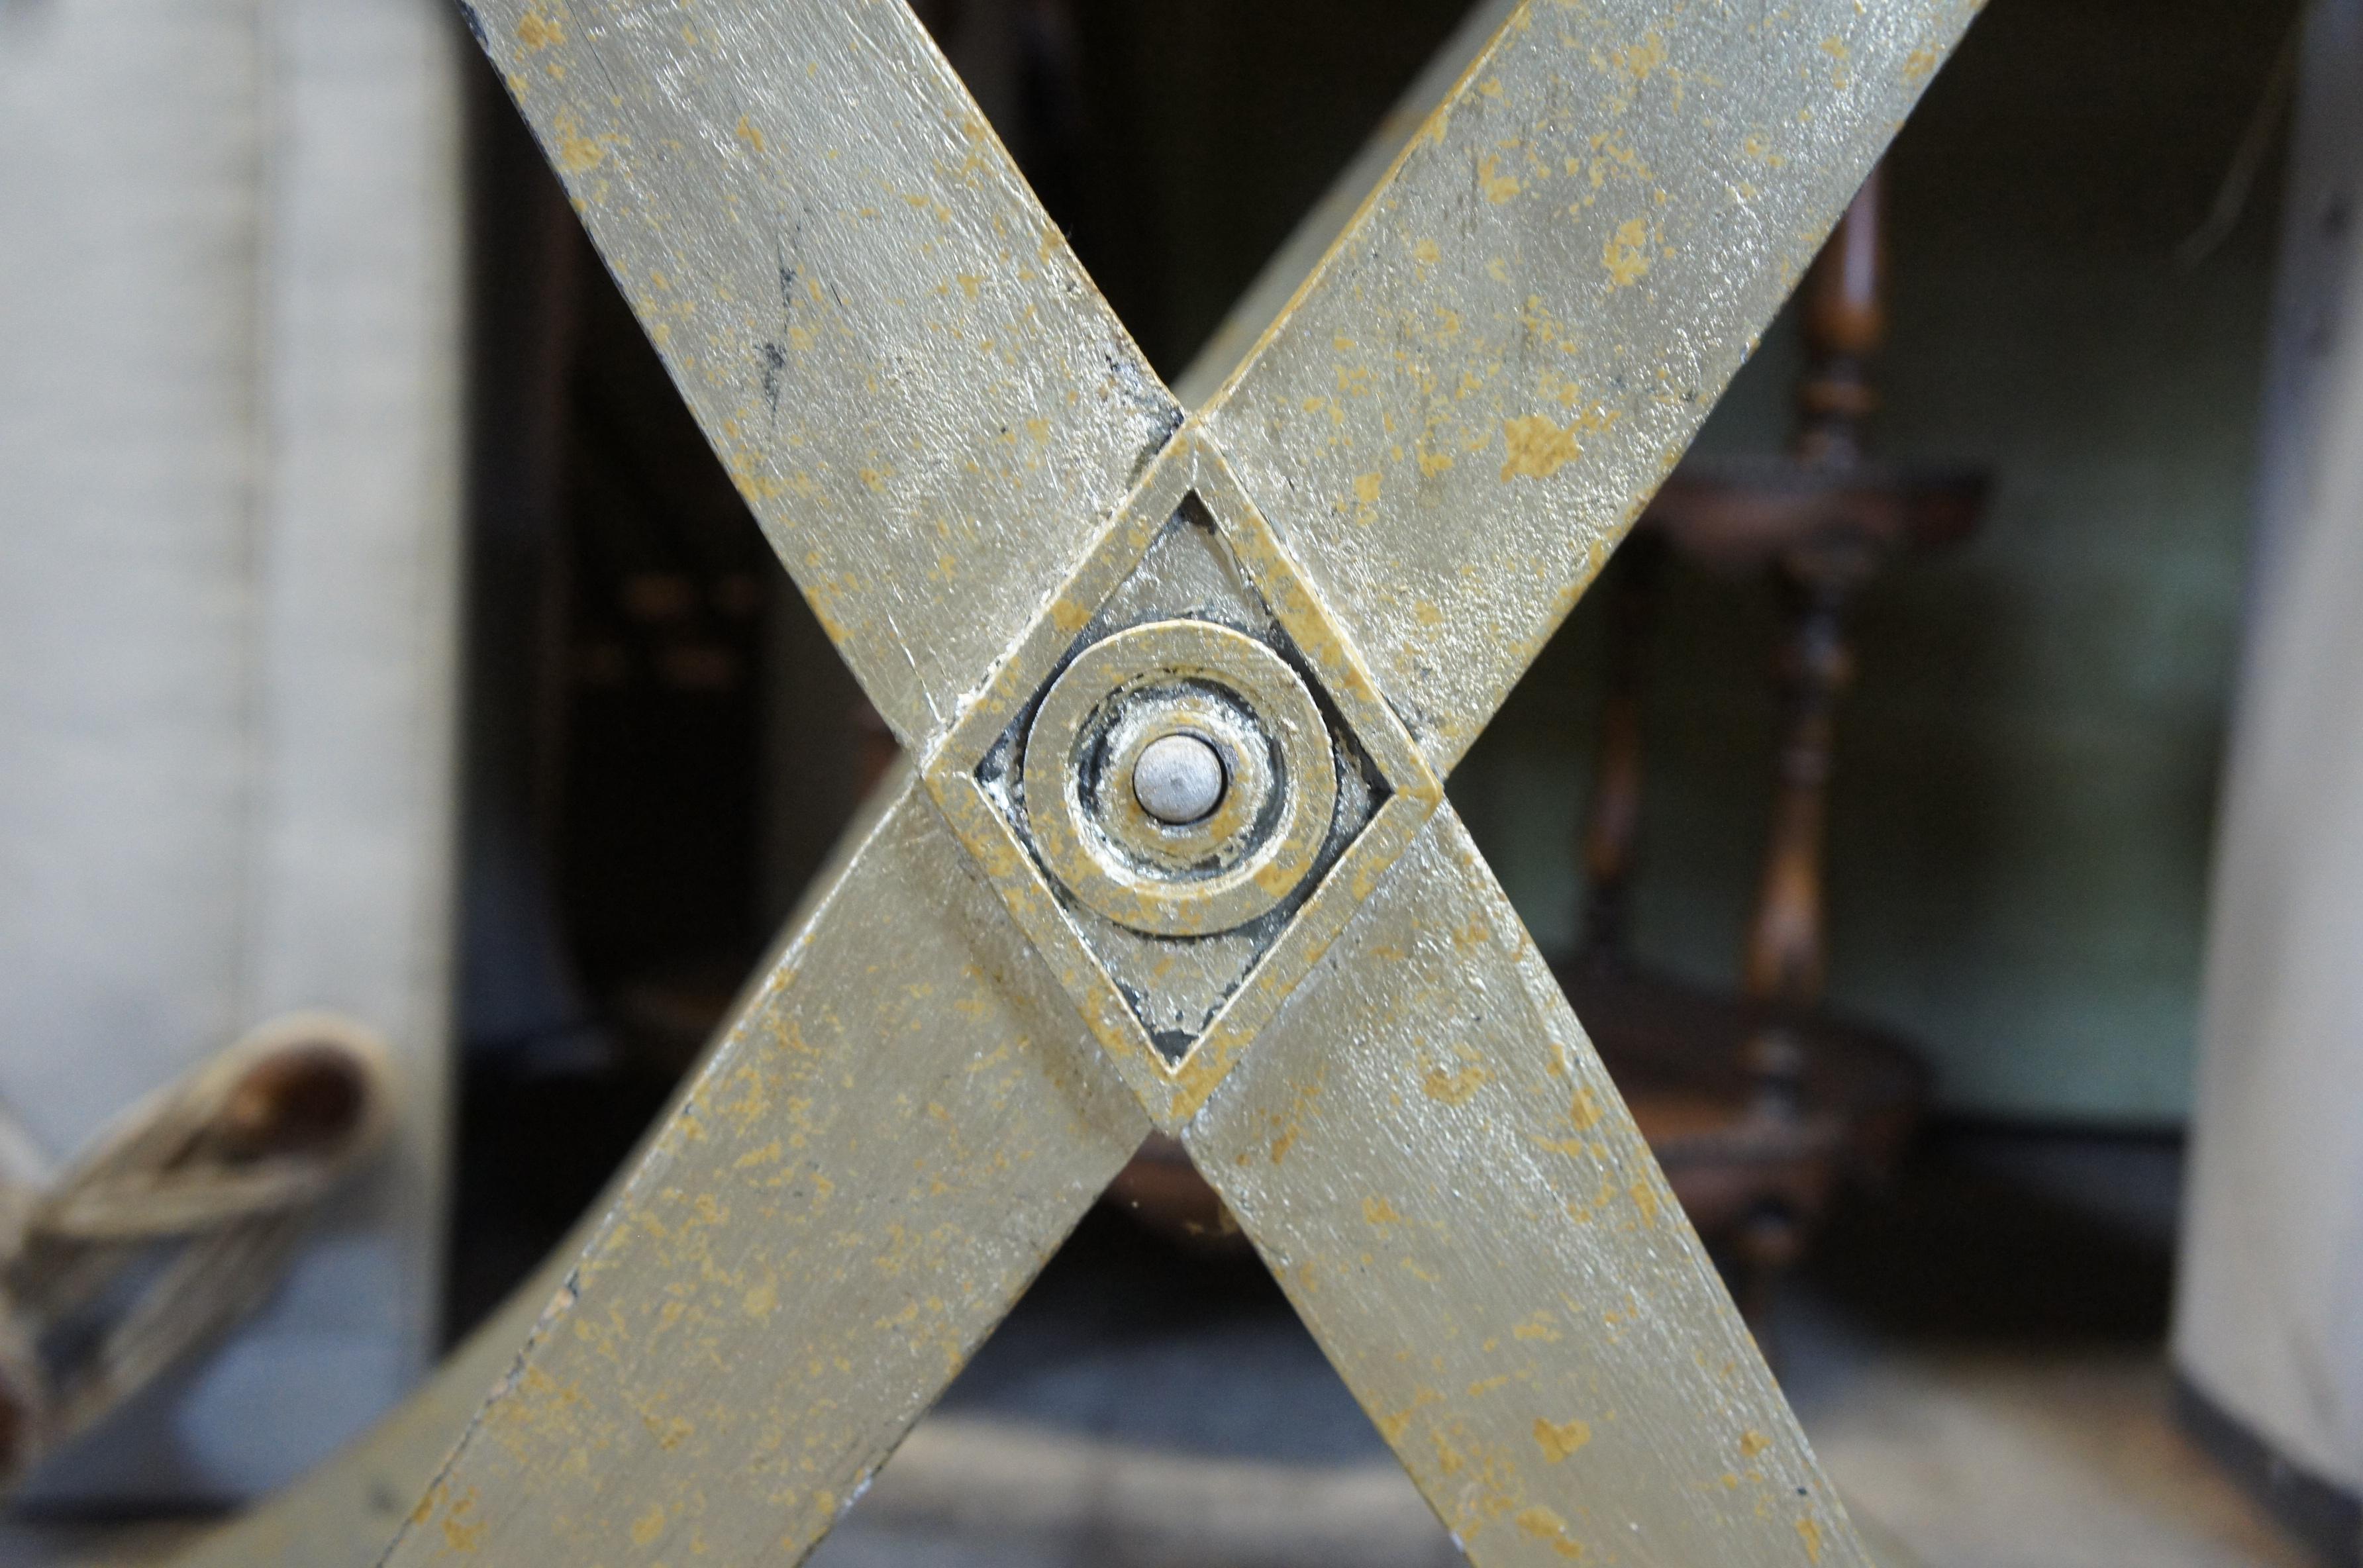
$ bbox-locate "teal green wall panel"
[1454,0,2292,1124]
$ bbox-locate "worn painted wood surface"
[387,778,1145,1564]
[1193,807,1866,1565]
[382,0,1979,1563]
[1198,0,1980,773]
[458,0,1179,750]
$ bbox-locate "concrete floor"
[1804,1347,2311,1568]
[0,1129,2324,1568]
[817,1125,2320,1568]
[794,1342,2311,1568]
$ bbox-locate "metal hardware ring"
[1019,619,1336,937]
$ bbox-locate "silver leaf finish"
[379,1,1980,1563]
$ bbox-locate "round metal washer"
[1022,620,1336,938]
[1132,734,1225,824]
[1091,686,1272,873]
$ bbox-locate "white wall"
[0,0,464,1504]
[2172,0,2363,1504]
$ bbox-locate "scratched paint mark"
[1534,1416,1592,1461]
[760,342,788,422]
[1500,414,1584,480]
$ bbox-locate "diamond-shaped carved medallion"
[924,430,1440,1127]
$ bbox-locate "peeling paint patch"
[1515,1503,1585,1557]
[516,6,562,50]
[1500,414,1583,480]
[1480,154,1523,204]
[1423,1060,1489,1104]
[1600,217,1652,286]
[1534,1416,1592,1461]
[550,108,605,173]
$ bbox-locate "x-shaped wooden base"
[387,1,1978,1562]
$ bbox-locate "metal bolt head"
[1131,732,1225,825]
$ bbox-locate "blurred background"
[3,0,2361,1564]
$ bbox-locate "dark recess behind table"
[444,0,2293,1336]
